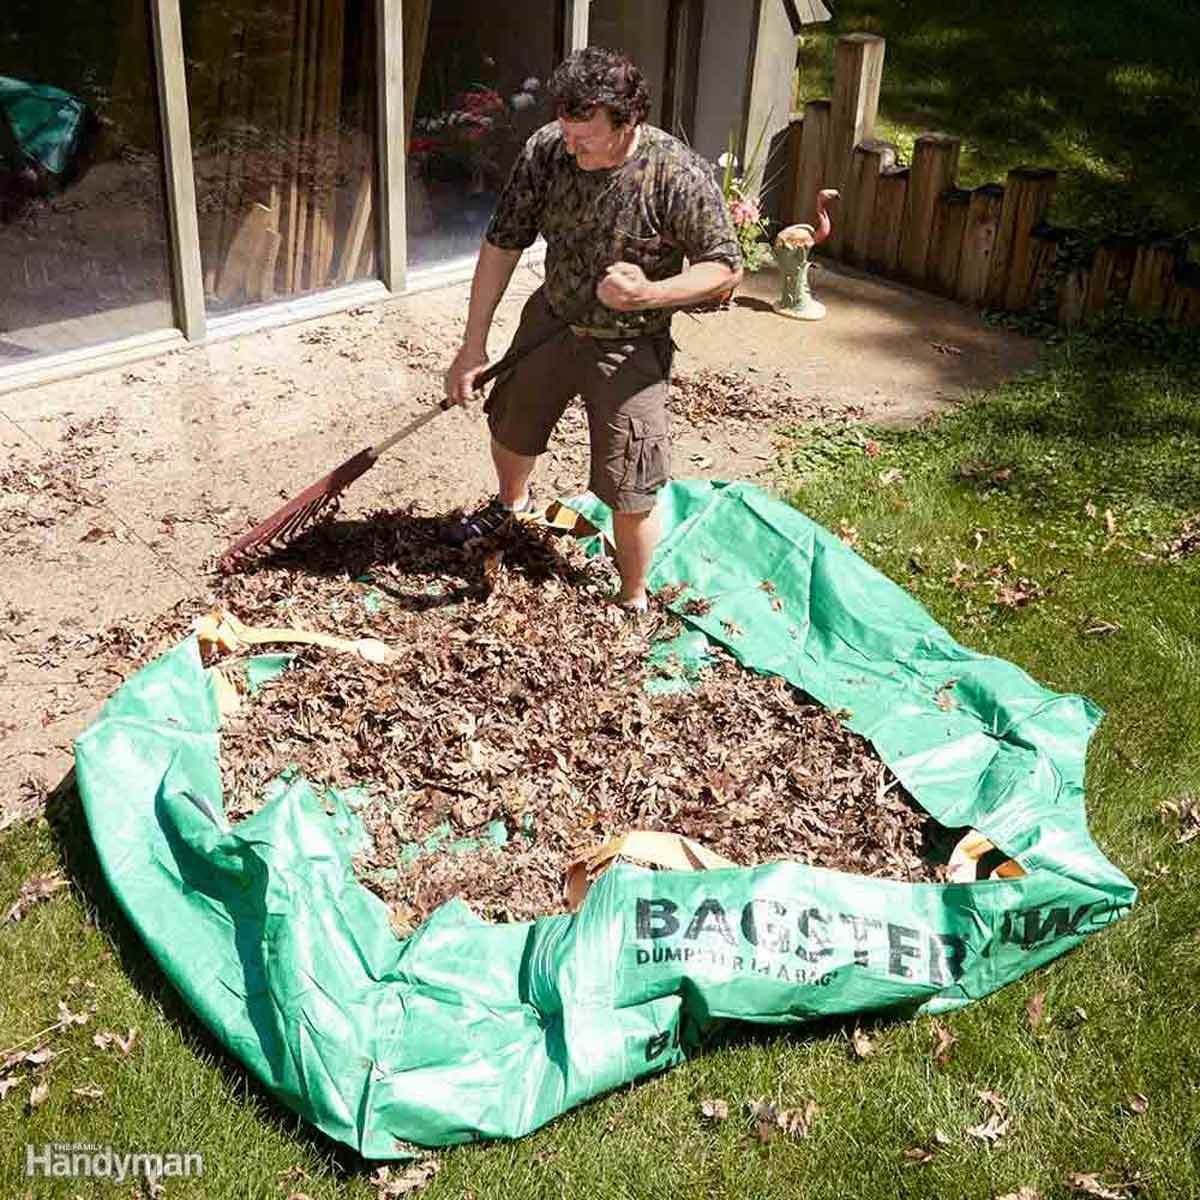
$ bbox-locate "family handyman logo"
[25,1142,203,1183]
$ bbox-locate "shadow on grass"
[800,0,1200,236]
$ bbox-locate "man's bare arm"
[597,260,742,313]
[444,240,523,405]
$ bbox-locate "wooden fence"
[780,33,1200,328]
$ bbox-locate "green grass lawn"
[796,0,1200,243]
[2,325,1199,1198]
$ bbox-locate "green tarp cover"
[75,480,1135,1156]
[0,76,89,176]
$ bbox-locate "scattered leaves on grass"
[931,1019,957,1068]
[699,1098,729,1121]
[93,1028,138,1055]
[369,1159,440,1197]
[1163,513,1200,561]
[965,1112,1010,1144]
[1065,1171,1143,1198]
[850,1026,875,1060]
[997,1188,1042,1200]
[4,871,67,923]
[903,1132,949,1166]
[836,520,859,547]
[0,1074,23,1099]
[55,1000,90,1028]
[1026,990,1046,1032]
[1123,1093,1149,1116]
[863,439,882,458]
[967,1089,1010,1144]
[747,1098,818,1143]
[878,467,904,486]
[28,1077,49,1111]
[71,1083,104,1101]
[1157,796,1200,844]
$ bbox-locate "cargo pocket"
[623,413,671,496]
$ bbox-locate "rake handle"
[368,316,574,460]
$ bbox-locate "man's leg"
[583,335,672,605]
[492,435,537,510]
[611,506,660,606]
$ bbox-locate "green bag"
[75,481,1135,1156]
[0,75,93,181]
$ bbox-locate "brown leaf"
[747,1098,779,1144]
[1123,1092,1149,1116]
[998,1189,1042,1200]
[777,1099,818,1140]
[1104,509,1116,535]
[92,1027,138,1055]
[28,1078,49,1111]
[1026,991,1046,1032]
[879,468,904,486]
[4,871,67,923]
[79,526,117,543]
[0,1074,22,1099]
[1065,1172,1138,1199]
[850,1026,875,1059]
[864,439,882,457]
[965,1113,1009,1144]
[902,1145,936,1166]
[56,1000,90,1028]
[931,1020,957,1068]
[977,1088,1009,1114]
[699,1098,729,1121]
[71,1083,104,1101]
[371,1160,440,1198]
[935,680,959,712]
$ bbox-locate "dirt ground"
[0,259,1038,806]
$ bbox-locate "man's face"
[559,108,631,170]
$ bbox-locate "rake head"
[218,447,376,573]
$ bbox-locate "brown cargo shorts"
[483,288,672,513]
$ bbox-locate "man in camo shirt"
[443,46,742,612]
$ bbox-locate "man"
[442,46,742,611]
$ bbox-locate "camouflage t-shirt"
[485,122,741,337]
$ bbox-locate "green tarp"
[0,75,91,177]
[75,480,1135,1156]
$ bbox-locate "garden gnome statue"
[773,189,839,320]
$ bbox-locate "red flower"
[408,136,438,156]
[455,88,504,115]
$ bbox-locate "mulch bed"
[205,513,943,928]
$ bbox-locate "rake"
[218,324,565,572]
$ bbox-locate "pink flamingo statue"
[773,188,839,320]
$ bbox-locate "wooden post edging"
[779,33,1199,328]
[897,133,960,286]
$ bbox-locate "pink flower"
[729,197,761,228]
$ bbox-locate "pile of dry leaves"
[208,513,941,926]
[667,367,814,426]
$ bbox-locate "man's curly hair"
[549,47,651,127]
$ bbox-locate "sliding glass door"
[403,0,559,269]
[179,0,379,313]
[0,0,175,360]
